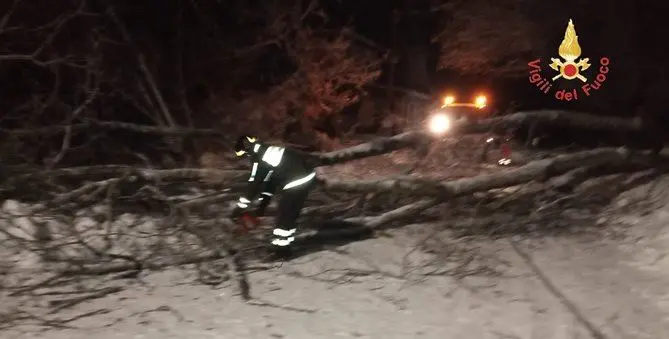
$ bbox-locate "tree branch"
[106,5,177,128]
[2,120,226,137]
[322,147,669,198]
[311,131,431,166]
[0,0,23,32]
[462,110,644,134]
[0,0,89,67]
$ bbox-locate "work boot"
[263,245,294,262]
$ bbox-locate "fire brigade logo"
[527,19,611,102]
[549,19,590,82]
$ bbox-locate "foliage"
[431,0,538,77]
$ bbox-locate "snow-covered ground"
[2,175,669,339]
[3,143,669,339]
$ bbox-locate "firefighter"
[481,130,514,166]
[498,135,512,166]
[230,135,317,259]
[496,128,514,166]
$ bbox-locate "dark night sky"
[323,0,396,47]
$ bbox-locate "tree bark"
[462,110,644,134]
[322,147,668,198]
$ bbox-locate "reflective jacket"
[236,143,316,209]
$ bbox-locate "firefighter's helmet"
[234,135,258,157]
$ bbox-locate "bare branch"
[0,0,89,67]
[106,5,177,128]
[310,110,644,166]
[433,0,536,76]
[6,165,245,184]
[47,88,100,169]
[322,147,669,198]
[0,0,23,32]
[312,131,431,166]
[2,120,227,137]
[463,110,644,134]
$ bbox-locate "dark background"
[0,0,666,167]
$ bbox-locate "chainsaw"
[233,212,260,235]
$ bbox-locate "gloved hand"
[230,206,246,219]
[255,198,271,217]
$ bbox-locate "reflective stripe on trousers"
[283,172,316,190]
[271,227,296,247]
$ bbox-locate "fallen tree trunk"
[4,165,246,185]
[4,110,641,139]
[297,147,668,254]
[4,117,666,309]
[2,110,645,172]
[311,131,431,166]
[2,120,227,137]
[309,110,645,167]
[43,145,665,276]
[461,110,644,133]
[7,145,665,302]
[322,147,669,198]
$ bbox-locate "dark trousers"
[270,177,315,247]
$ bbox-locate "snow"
[5,210,669,339]
[3,145,669,338]
[1,200,39,241]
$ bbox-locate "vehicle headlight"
[428,113,451,135]
[474,95,487,109]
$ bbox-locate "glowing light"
[428,114,451,135]
[443,95,455,106]
[474,95,487,109]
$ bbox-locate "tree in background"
[431,0,538,78]
[0,0,383,167]
[205,0,384,140]
[432,0,667,119]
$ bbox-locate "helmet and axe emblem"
[549,19,590,82]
